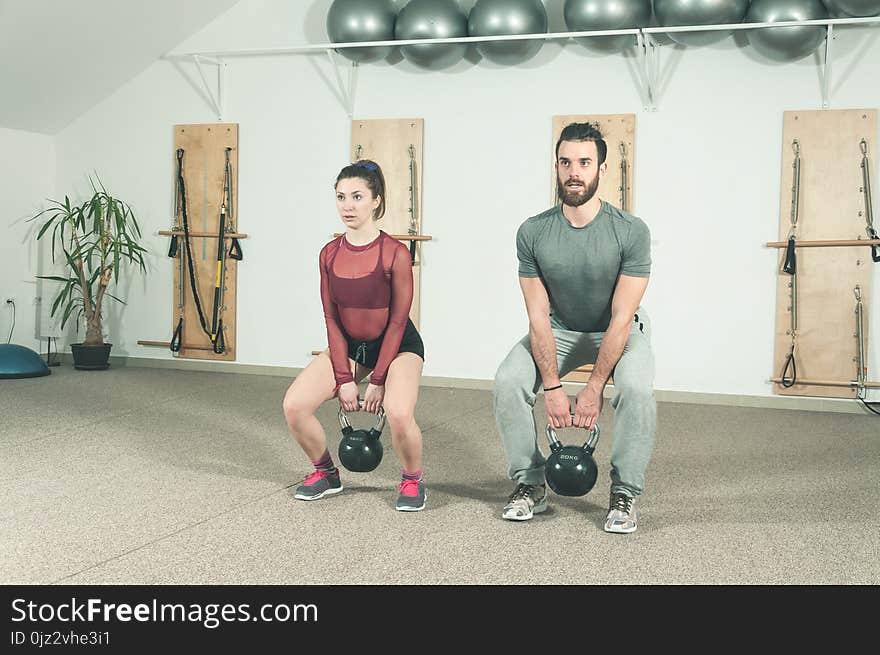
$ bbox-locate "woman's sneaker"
[395,478,426,511]
[502,483,547,521]
[294,469,342,501]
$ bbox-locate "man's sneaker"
[395,478,426,511]
[294,469,342,501]
[604,492,638,533]
[502,483,547,521]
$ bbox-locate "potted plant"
[29,177,147,370]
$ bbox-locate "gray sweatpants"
[493,309,656,498]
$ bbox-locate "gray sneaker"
[502,483,547,521]
[294,469,342,501]
[604,492,638,533]
[396,478,426,511]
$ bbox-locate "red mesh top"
[319,231,413,387]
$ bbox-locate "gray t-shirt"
[516,200,651,333]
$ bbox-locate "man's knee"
[613,377,654,404]
[494,355,533,401]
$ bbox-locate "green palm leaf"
[27,175,150,343]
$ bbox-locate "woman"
[282,160,427,511]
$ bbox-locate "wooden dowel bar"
[332,233,432,241]
[310,349,596,376]
[766,239,880,248]
[138,340,215,352]
[770,377,880,388]
[160,230,249,239]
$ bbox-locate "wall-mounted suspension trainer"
[172,147,213,350]
[224,147,243,263]
[169,150,187,354]
[859,139,879,263]
[619,142,628,212]
[209,147,243,354]
[780,140,801,388]
[138,124,247,360]
[854,286,880,416]
[407,144,418,264]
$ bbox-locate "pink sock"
[312,451,336,473]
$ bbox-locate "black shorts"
[346,318,425,370]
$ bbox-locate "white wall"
[53,0,880,398]
[0,127,56,352]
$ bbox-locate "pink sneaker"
[395,478,426,512]
[294,469,342,501]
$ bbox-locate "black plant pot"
[71,343,112,370]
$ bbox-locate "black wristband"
[543,384,563,392]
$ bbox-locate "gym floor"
[2,365,878,585]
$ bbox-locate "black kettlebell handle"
[338,400,386,434]
[546,414,600,454]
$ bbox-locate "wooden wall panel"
[772,109,876,398]
[350,118,425,328]
[172,123,239,361]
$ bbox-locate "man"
[493,122,656,534]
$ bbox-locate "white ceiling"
[0,0,242,135]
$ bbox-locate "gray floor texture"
[1,366,878,585]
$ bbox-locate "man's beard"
[557,172,599,207]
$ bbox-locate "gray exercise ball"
[653,0,750,46]
[395,0,468,69]
[468,0,549,65]
[564,0,652,52]
[746,0,829,62]
[326,0,397,63]
[822,0,880,16]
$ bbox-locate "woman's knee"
[282,387,314,427]
[383,401,414,432]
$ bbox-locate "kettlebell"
[544,415,600,497]
[337,401,386,472]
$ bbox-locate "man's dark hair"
[555,122,607,166]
